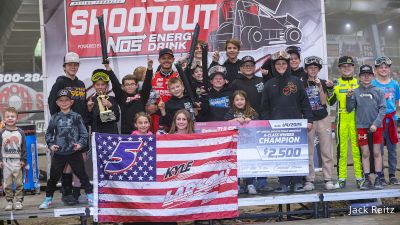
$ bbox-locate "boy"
[327,56,363,188]
[346,65,386,189]
[105,58,152,134]
[207,65,232,121]
[372,56,400,185]
[286,46,307,81]
[210,39,242,83]
[159,78,206,128]
[0,107,26,210]
[39,89,93,209]
[303,56,336,190]
[47,52,87,205]
[230,56,264,115]
[87,69,120,134]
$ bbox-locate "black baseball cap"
[240,56,256,65]
[159,48,174,58]
[338,56,354,67]
[359,64,374,76]
[286,45,301,58]
[57,89,72,99]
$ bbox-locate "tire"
[249,27,264,49]
[285,27,302,45]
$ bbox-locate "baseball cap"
[304,56,323,69]
[64,52,80,64]
[240,56,256,65]
[159,48,174,58]
[286,45,301,58]
[56,89,72,99]
[359,64,374,76]
[338,56,354,67]
[208,65,227,79]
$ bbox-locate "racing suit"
[327,77,363,180]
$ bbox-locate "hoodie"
[346,84,386,128]
[48,76,87,122]
[291,67,308,81]
[230,73,264,115]
[108,69,152,134]
[261,64,313,123]
[207,86,232,121]
[87,94,120,134]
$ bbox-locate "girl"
[224,90,259,195]
[169,109,195,134]
[131,112,153,135]
[224,90,258,123]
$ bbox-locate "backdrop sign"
[195,120,309,177]
[43,0,325,121]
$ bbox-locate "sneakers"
[359,178,372,190]
[303,182,315,191]
[389,177,400,185]
[380,177,388,186]
[39,197,53,209]
[325,181,337,190]
[356,179,363,189]
[14,202,23,210]
[335,179,346,189]
[275,183,289,193]
[87,193,94,206]
[374,177,384,189]
[5,201,13,211]
[293,183,306,192]
[247,184,257,195]
[62,194,78,206]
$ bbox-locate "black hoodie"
[108,69,152,134]
[207,86,232,121]
[87,94,120,134]
[161,95,195,127]
[230,73,264,115]
[261,64,313,123]
[291,67,308,81]
[48,76,87,122]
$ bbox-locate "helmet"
[338,56,354,67]
[64,52,80,64]
[304,56,323,69]
[374,56,392,67]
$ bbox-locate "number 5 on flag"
[104,141,143,174]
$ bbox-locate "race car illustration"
[210,0,303,50]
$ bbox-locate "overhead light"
[345,23,351,29]
[388,25,393,30]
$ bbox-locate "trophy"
[97,92,116,123]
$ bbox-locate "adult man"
[327,56,363,188]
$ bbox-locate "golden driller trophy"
[97,92,116,122]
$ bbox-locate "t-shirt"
[372,79,400,121]
[304,79,329,121]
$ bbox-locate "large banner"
[43,0,326,121]
[92,130,238,222]
[195,120,309,177]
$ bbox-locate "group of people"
[0,38,399,211]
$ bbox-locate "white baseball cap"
[64,52,80,64]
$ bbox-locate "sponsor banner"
[0,73,44,122]
[195,120,309,177]
[44,0,325,121]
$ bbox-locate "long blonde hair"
[169,109,194,134]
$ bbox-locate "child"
[133,66,146,91]
[169,109,195,134]
[302,56,336,190]
[191,65,209,100]
[158,78,205,129]
[286,46,307,81]
[346,65,386,190]
[210,39,242,83]
[105,58,152,134]
[224,90,259,195]
[372,56,400,185]
[39,89,93,209]
[224,90,258,123]
[87,69,120,134]
[0,107,26,210]
[207,65,232,121]
[132,112,153,135]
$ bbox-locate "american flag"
[92,130,239,223]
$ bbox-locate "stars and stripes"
[92,130,239,223]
